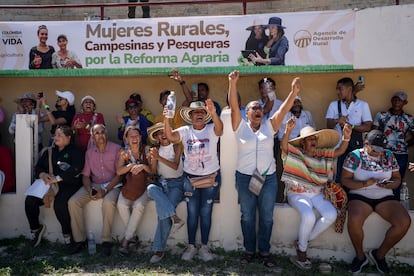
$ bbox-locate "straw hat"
[147,122,165,144]
[246,18,267,31]
[179,101,212,125]
[289,126,339,148]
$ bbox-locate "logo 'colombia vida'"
[293,30,311,48]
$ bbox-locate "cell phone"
[38,92,43,98]
[241,50,257,59]
[358,76,365,86]
[409,162,414,166]
[91,187,98,196]
[378,179,393,185]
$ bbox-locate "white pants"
[117,191,148,241]
[288,192,337,252]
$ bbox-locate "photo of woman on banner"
[52,34,82,69]
[248,17,289,66]
[240,19,268,66]
[29,25,55,69]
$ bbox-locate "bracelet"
[44,104,50,110]
[179,80,186,85]
[351,124,355,129]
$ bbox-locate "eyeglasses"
[250,106,262,111]
[128,105,138,110]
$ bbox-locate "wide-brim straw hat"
[180,101,212,125]
[147,122,165,144]
[246,18,267,31]
[289,126,340,148]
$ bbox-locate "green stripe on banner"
[0,65,353,77]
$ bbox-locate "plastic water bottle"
[57,161,71,171]
[264,78,276,101]
[400,182,410,210]
[165,91,176,119]
[87,230,96,255]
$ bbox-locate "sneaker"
[63,235,71,245]
[118,246,129,256]
[199,245,215,262]
[350,255,369,273]
[181,244,197,261]
[68,241,86,255]
[150,251,164,263]
[368,249,390,274]
[171,216,185,234]
[30,224,46,247]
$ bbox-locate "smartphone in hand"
[377,179,393,185]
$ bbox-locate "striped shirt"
[281,144,335,194]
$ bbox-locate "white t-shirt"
[234,119,276,175]
[326,98,372,147]
[177,124,220,176]
[157,143,183,179]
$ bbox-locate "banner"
[0,10,354,70]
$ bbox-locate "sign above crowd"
[0,10,355,70]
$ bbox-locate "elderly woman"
[281,118,351,270]
[116,126,151,256]
[227,70,299,267]
[72,95,105,151]
[164,99,223,262]
[24,125,84,247]
[342,129,411,274]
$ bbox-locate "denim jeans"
[393,153,408,198]
[236,171,277,253]
[147,177,184,252]
[117,191,148,241]
[183,170,221,245]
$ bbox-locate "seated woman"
[24,125,84,247]
[116,126,151,255]
[281,118,351,270]
[71,95,105,151]
[146,122,185,263]
[342,129,411,274]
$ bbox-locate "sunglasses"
[128,105,138,110]
[250,106,262,111]
[38,25,47,30]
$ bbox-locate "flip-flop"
[260,253,275,268]
[240,252,255,264]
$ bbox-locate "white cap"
[81,95,96,105]
[56,90,75,106]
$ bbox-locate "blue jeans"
[147,177,184,252]
[236,171,277,253]
[393,153,408,198]
[183,170,221,245]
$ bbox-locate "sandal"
[240,252,255,264]
[290,255,312,270]
[259,253,275,268]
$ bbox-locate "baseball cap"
[392,91,407,101]
[56,90,75,106]
[366,130,388,152]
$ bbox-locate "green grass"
[0,236,412,275]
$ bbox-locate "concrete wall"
[0,113,413,265]
[1,1,412,22]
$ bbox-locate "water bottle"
[165,91,176,119]
[87,230,96,255]
[264,78,276,101]
[400,181,410,210]
[57,161,71,171]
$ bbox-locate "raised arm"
[281,116,296,156]
[163,107,181,143]
[270,77,300,132]
[333,123,352,158]
[170,69,193,107]
[227,70,242,131]
[205,99,223,136]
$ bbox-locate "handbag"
[248,168,266,196]
[43,147,60,208]
[188,171,218,189]
[121,147,148,201]
[324,181,348,233]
